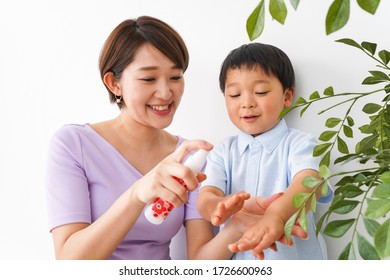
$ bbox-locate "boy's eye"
[171,75,183,81]
[229,93,240,98]
[255,91,269,95]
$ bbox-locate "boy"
[197,43,333,260]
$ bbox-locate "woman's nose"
[154,80,172,100]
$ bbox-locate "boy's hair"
[219,43,295,93]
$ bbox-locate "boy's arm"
[228,169,321,258]
[263,169,322,223]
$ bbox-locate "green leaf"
[372,182,390,198]
[338,242,356,260]
[294,96,307,105]
[354,173,367,183]
[269,0,288,24]
[357,232,380,260]
[323,86,335,96]
[321,181,329,197]
[309,91,320,100]
[319,165,332,179]
[324,219,355,238]
[338,184,363,198]
[363,217,380,237]
[362,103,382,114]
[246,0,265,41]
[279,106,294,119]
[374,218,390,259]
[334,153,358,165]
[379,49,390,65]
[325,117,341,128]
[347,116,355,126]
[302,176,322,188]
[290,0,300,10]
[332,200,359,214]
[325,0,350,35]
[313,143,332,157]
[360,134,379,152]
[380,171,390,183]
[300,104,310,117]
[292,192,311,207]
[337,136,349,154]
[343,125,353,138]
[336,38,363,50]
[284,211,299,242]
[299,208,308,232]
[319,130,337,141]
[357,0,380,14]
[365,198,390,219]
[316,212,327,235]
[362,76,388,85]
[361,41,377,55]
[369,70,390,81]
[310,195,317,212]
[320,151,331,167]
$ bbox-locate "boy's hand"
[227,193,308,259]
[228,213,285,259]
[211,192,250,226]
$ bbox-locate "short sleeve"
[46,126,91,231]
[200,144,228,194]
[184,187,202,221]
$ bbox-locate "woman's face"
[117,43,185,129]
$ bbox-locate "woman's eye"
[140,78,155,82]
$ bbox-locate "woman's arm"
[185,219,239,260]
[52,187,145,259]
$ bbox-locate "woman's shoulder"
[49,124,93,151]
[52,123,90,139]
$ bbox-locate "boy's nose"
[242,95,256,108]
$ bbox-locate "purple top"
[46,124,202,260]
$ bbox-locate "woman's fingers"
[170,139,213,163]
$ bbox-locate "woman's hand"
[131,139,213,207]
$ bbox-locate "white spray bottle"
[144,149,209,225]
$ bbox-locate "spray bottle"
[144,149,209,225]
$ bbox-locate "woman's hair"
[219,42,295,93]
[99,16,189,108]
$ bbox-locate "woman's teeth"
[150,105,169,111]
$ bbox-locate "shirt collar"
[237,119,289,155]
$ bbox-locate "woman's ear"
[283,87,295,107]
[103,72,121,96]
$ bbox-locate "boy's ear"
[283,87,295,107]
[103,72,121,96]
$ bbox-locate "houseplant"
[246,0,390,259]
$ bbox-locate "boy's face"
[224,66,294,137]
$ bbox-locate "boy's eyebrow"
[226,79,270,88]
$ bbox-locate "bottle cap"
[183,149,209,173]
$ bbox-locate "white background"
[0,0,389,260]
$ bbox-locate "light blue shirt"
[202,119,333,260]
